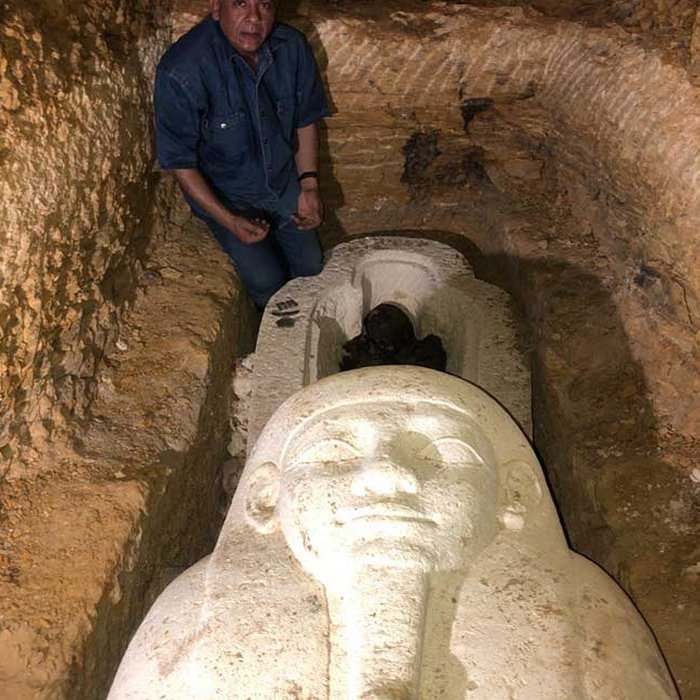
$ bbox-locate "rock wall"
[0,1,259,696]
[0,0,174,479]
[0,196,256,698]
[465,0,698,47]
[2,0,700,696]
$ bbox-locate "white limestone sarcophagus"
[108,367,678,700]
[249,236,531,449]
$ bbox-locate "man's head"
[242,367,549,585]
[211,0,277,60]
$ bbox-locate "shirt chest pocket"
[203,111,249,159]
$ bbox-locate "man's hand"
[293,182,323,230]
[173,169,270,245]
[229,215,270,244]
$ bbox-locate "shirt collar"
[265,23,289,53]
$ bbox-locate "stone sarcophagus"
[108,367,678,700]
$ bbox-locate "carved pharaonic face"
[275,400,500,579]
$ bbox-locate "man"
[154,0,329,309]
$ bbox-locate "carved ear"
[210,0,222,20]
[499,459,543,531]
[244,461,281,535]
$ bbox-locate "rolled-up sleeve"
[294,37,331,129]
[154,68,201,169]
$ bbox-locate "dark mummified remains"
[340,303,447,372]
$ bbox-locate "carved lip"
[336,504,436,526]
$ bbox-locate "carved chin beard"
[344,538,454,572]
[286,527,484,585]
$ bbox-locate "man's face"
[277,402,499,580]
[211,0,276,59]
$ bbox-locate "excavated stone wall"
[2,0,700,697]
[463,0,699,58]
[0,0,174,479]
[0,0,255,697]
[0,191,256,698]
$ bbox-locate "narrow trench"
[3,0,700,698]
[91,75,700,700]
[82,209,695,698]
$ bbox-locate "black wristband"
[298,171,318,182]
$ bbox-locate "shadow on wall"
[342,229,658,566]
[279,5,346,247]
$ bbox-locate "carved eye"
[418,439,483,466]
[292,439,361,465]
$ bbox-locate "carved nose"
[351,459,419,497]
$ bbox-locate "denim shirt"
[154,18,330,221]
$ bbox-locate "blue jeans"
[203,216,324,309]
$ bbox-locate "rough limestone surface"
[0,191,255,699]
[463,0,699,65]
[109,367,678,700]
[222,353,256,498]
[250,236,530,450]
[0,0,173,478]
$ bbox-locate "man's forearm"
[295,123,319,180]
[173,168,238,231]
[293,122,324,230]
